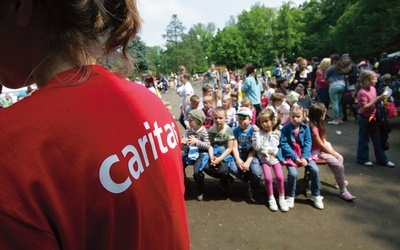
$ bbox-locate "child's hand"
[212,156,222,166]
[241,162,250,172]
[210,156,218,167]
[300,158,308,167]
[295,158,307,167]
[252,124,260,132]
[236,159,245,171]
[187,135,198,145]
[181,137,188,144]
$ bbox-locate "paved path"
[161,82,400,250]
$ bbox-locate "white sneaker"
[279,197,289,212]
[386,161,395,167]
[327,120,339,125]
[196,194,203,201]
[286,197,295,208]
[363,161,373,166]
[268,197,278,211]
[312,195,324,210]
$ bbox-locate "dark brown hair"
[308,103,327,140]
[38,0,142,76]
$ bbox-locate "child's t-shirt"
[209,124,234,149]
[233,125,254,156]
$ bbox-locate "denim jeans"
[230,155,262,192]
[183,152,207,195]
[286,160,321,197]
[356,114,388,164]
[329,85,345,118]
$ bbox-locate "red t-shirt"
[0,66,189,249]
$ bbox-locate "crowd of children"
[141,56,397,212]
[177,74,362,213]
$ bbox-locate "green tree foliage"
[271,2,305,63]
[127,36,149,75]
[187,23,216,72]
[208,25,247,70]
[140,0,399,74]
[236,4,275,68]
[162,14,187,72]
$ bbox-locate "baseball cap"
[236,107,252,117]
[286,91,300,103]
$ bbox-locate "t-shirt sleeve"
[312,126,319,136]
[227,127,235,140]
[357,89,368,107]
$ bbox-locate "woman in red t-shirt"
[0,1,189,249]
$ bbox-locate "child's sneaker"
[196,193,203,201]
[339,191,355,201]
[312,195,324,210]
[285,197,295,208]
[247,186,256,202]
[279,197,289,212]
[268,197,278,211]
[333,180,349,189]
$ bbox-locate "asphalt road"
[161,81,400,250]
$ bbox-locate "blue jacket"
[277,122,312,162]
[199,145,233,171]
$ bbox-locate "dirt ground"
[162,81,400,250]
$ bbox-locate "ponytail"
[94,0,142,57]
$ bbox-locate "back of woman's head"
[39,0,141,75]
[243,63,255,77]
[319,58,331,72]
[330,54,340,65]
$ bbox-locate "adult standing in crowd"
[0,0,190,248]
[292,59,310,96]
[315,58,331,118]
[325,54,346,125]
[178,71,194,129]
[242,63,263,116]
[204,63,220,88]
[341,53,358,121]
